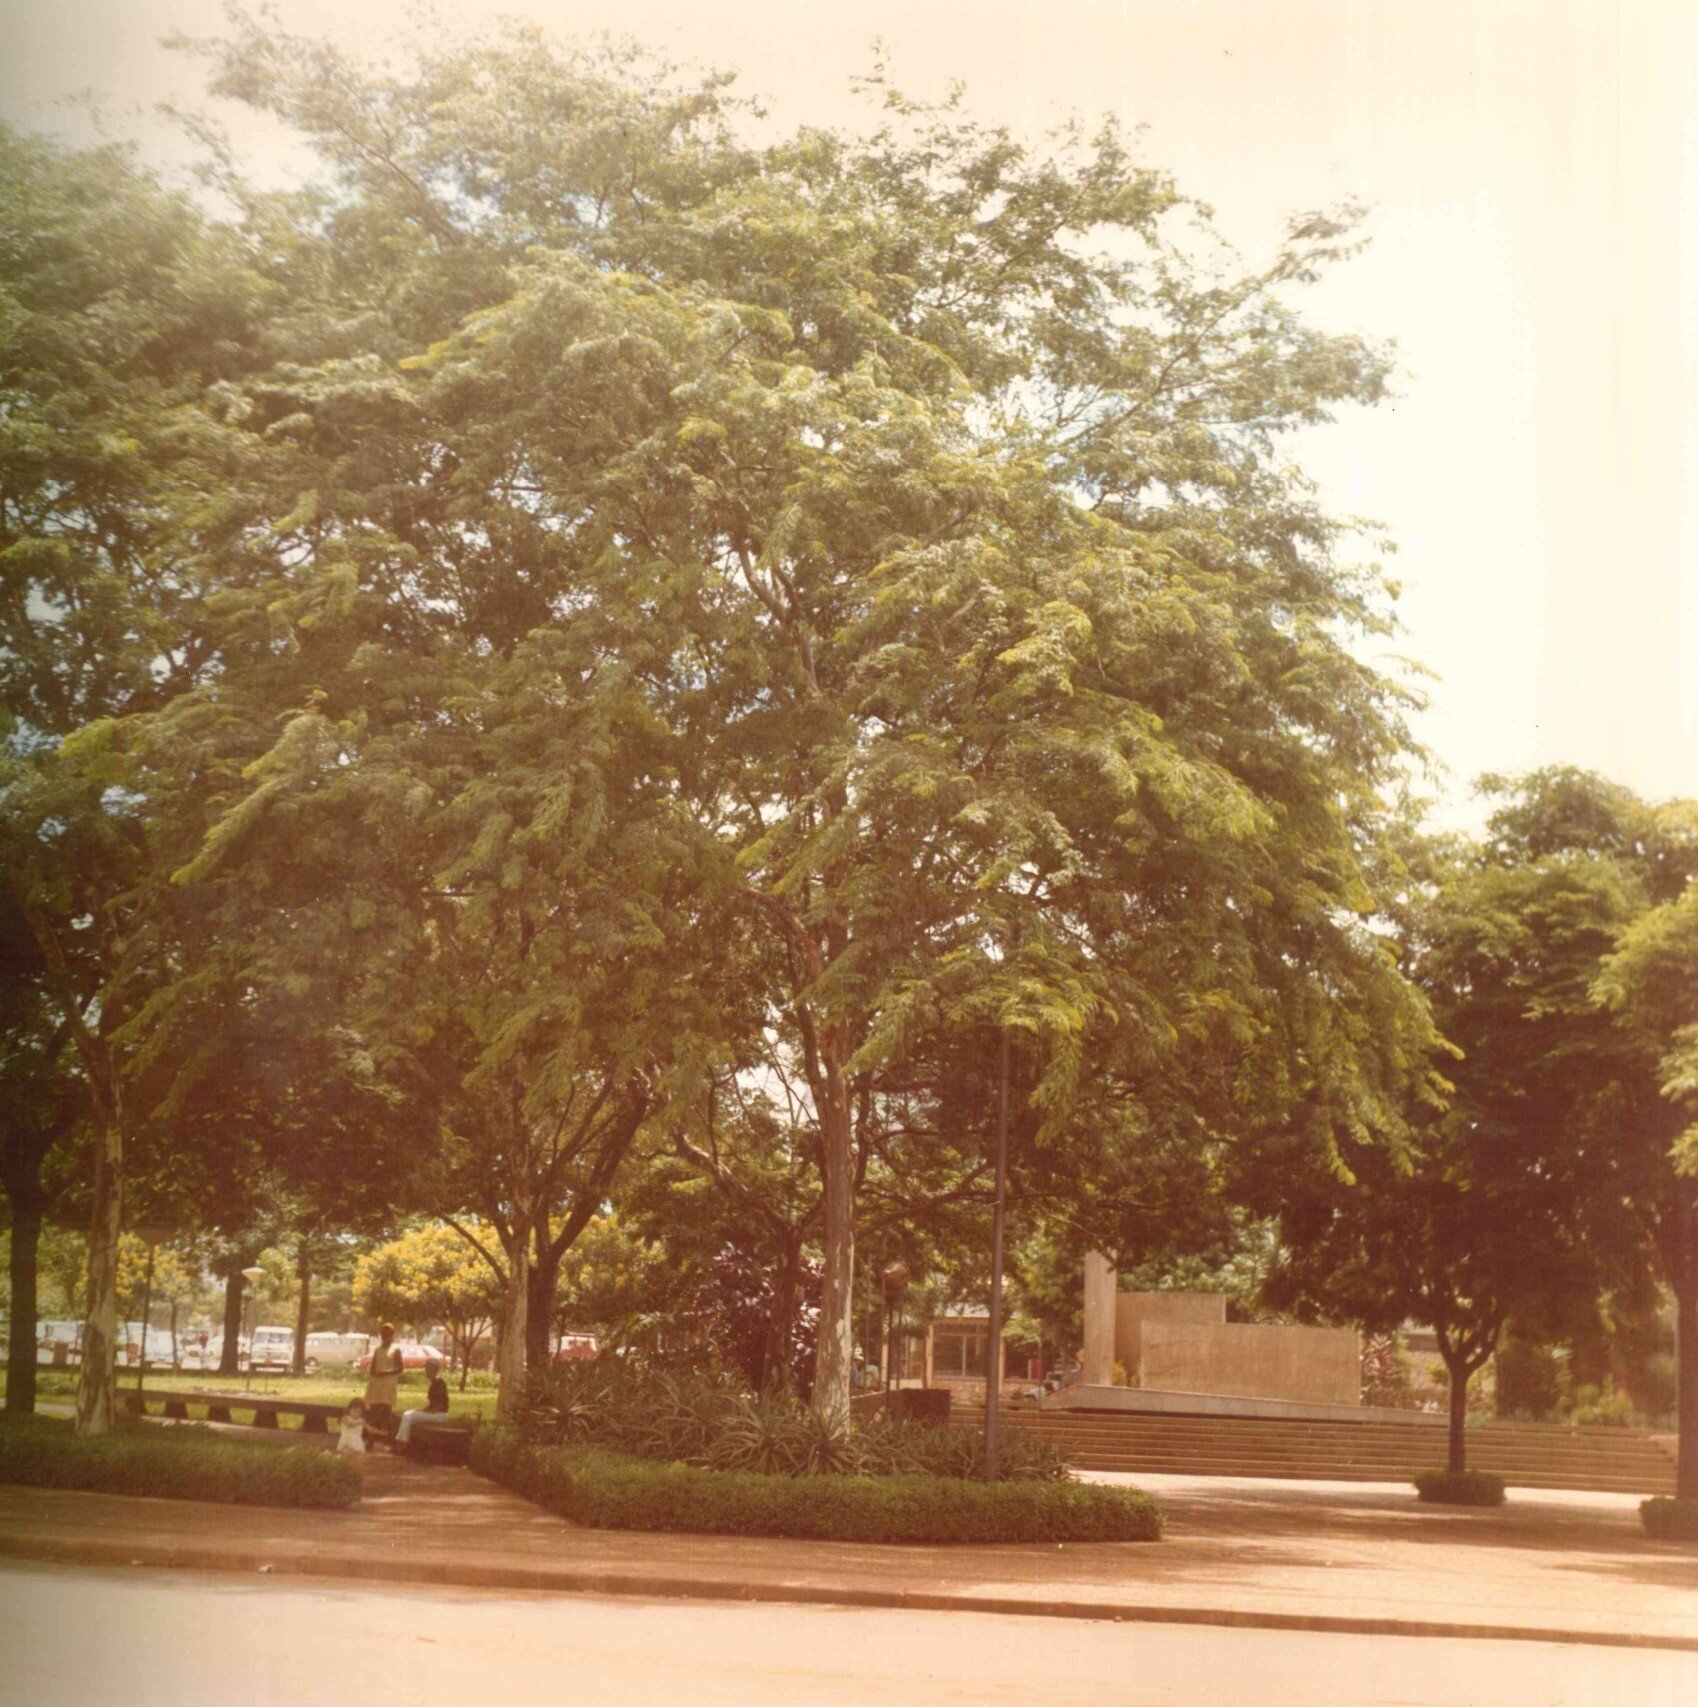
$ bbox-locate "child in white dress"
[337,1398,368,1454]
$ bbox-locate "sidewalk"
[2,1456,1694,1651]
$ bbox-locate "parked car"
[248,1326,317,1375]
[115,1323,179,1368]
[354,1340,440,1373]
[552,1332,598,1365]
[34,1320,82,1366]
[305,1331,375,1368]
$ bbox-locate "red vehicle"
[553,1332,598,1364]
[354,1340,441,1374]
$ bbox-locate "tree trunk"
[218,1270,245,1376]
[525,1245,561,1374]
[74,1111,122,1436]
[1444,1354,1470,1474]
[5,1192,43,1415]
[1677,1284,1697,1501]
[495,1239,529,1425]
[763,1234,801,1395]
[810,1086,856,1427]
[292,1241,312,1377]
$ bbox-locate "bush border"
[472,1431,1161,1544]
[0,1416,360,1510]
[1639,1497,1698,1542]
[1412,1468,1507,1507]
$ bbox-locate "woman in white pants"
[394,1358,450,1447]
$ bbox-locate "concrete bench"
[127,1388,347,1434]
[403,1419,478,1465]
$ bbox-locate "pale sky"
[5,0,1696,817]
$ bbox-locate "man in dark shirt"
[393,1358,451,1450]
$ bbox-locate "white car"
[306,1331,375,1368]
[248,1326,317,1374]
[34,1320,82,1365]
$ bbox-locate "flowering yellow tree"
[352,1224,503,1387]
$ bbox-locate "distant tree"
[352,1223,503,1387]
[1273,1128,1590,1472]
[1275,774,1698,1476]
[1595,878,1698,1497]
[551,1213,670,1350]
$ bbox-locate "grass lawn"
[26,1367,501,1429]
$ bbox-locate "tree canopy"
[7,18,1474,1431]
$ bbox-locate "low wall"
[1138,1320,1360,1406]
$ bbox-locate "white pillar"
[1082,1251,1117,1387]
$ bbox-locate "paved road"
[5,1562,1693,1706]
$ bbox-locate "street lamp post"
[982,1028,1012,1483]
[880,1264,909,1396]
[241,1265,265,1392]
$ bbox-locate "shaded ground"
[1,1453,1694,1646]
[9,1560,1695,1707]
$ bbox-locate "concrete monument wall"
[1079,1254,1360,1407]
[1114,1290,1224,1374]
[1081,1252,1117,1387]
[1138,1320,1360,1406]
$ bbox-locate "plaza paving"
[0,1453,1694,1649]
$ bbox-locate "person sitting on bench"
[393,1359,451,1448]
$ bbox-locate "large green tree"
[6,19,1443,1433]
[0,124,275,1430]
[1271,781,1698,1473]
[139,20,1439,1425]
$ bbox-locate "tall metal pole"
[134,1240,157,1402]
[241,1264,265,1391]
[982,1026,1011,1482]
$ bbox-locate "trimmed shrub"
[0,1416,360,1509]
[472,1432,1161,1544]
[1413,1468,1506,1507]
[1639,1497,1698,1542]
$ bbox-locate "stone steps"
[1002,1409,1677,1493]
[1013,1431,1669,1470]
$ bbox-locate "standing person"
[394,1359,450,1451]
[362,1324,404,1436]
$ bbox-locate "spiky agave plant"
[711,1391,809,1475]
[800,1408,861,1476]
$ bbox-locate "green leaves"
[5,25,1464,1422]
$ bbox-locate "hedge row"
[472,1431,1161,1544]
[0,1417,360,1510]
[1413,1469,1506,1507]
